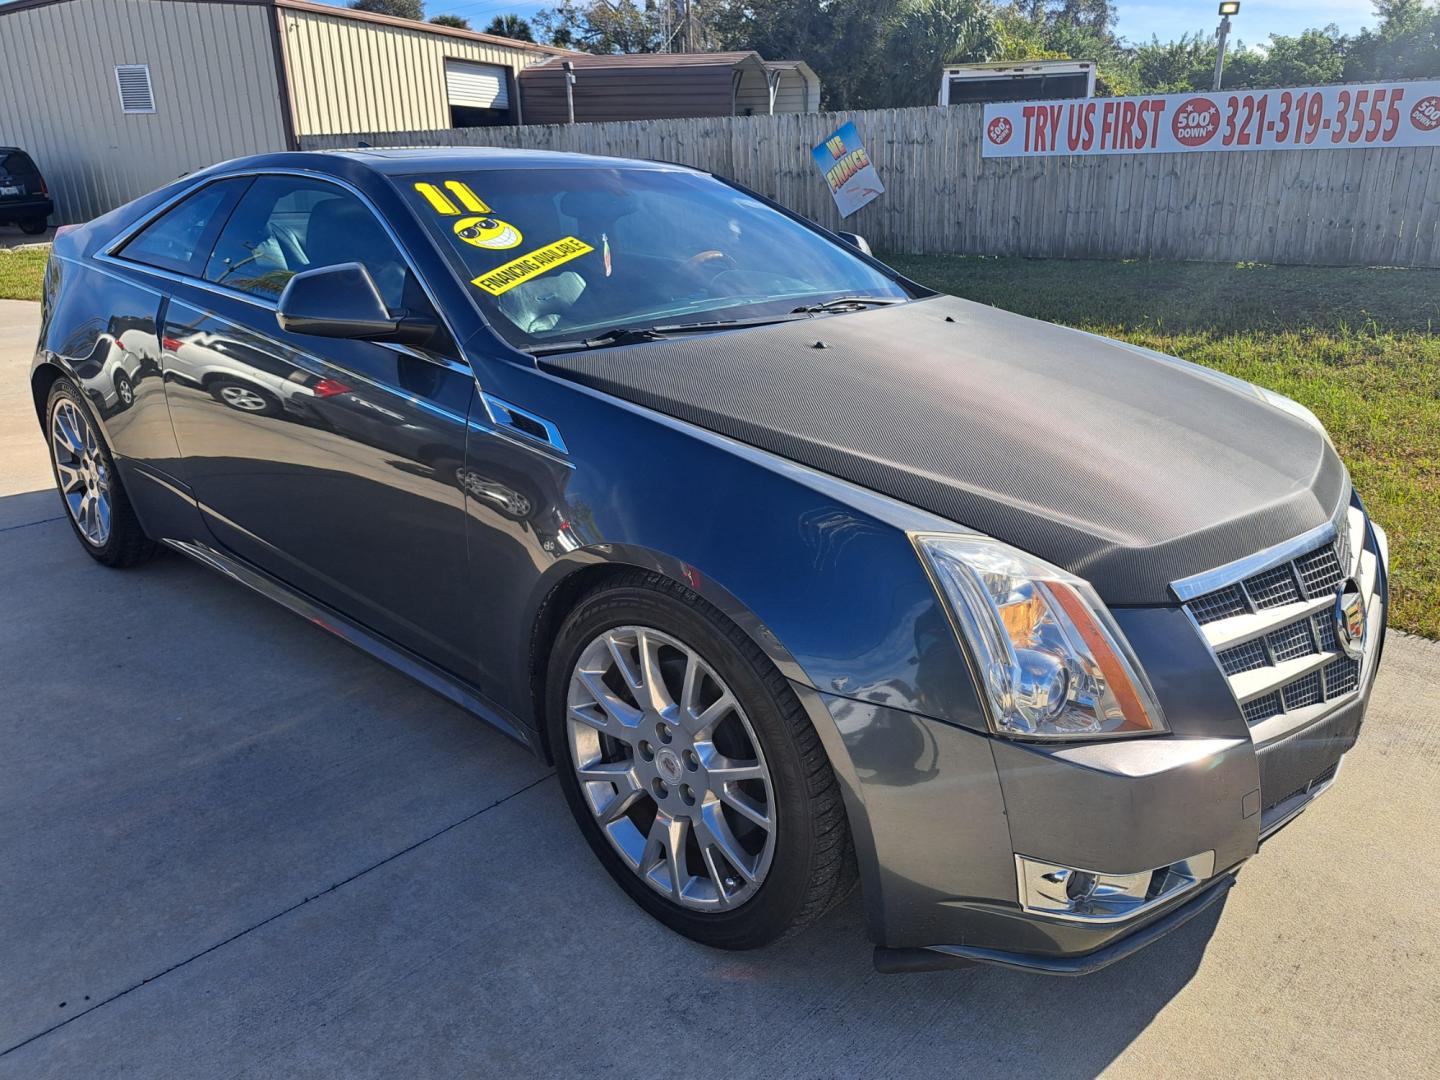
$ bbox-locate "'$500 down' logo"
[1412,95,1440,133]
[1172,98,1221,147]
[987,116,1013,146]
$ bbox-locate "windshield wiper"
[790,296,904,314]
[528,314,810,356]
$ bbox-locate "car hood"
[539,295,1347,604]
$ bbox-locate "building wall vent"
[115,65,155,114]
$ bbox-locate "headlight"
[913,533,1167,739]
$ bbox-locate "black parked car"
[0,147,52,235]
[30,150,1387,974]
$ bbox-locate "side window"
[204,176,411,309]
[116,179,247,276]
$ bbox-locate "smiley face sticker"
[454,215,523,250]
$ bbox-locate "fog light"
[1065,869,1100,902]
[1016,851,1215,923]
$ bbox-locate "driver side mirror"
[276,262,438,347]
[835,231,872,256]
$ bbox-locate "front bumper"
[875,873,1237,975]
[796,513,1388,976]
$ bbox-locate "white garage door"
[445,60,509,110]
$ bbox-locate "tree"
[995,1,1136,95]
[1250,26,1346,87]
[878,0,1003,106]
[484,13,537,41]
[535,0,666,52]
[430,12,469,28]
[711,0,906,109]
[1346,0,1440,81]
[350,0,424,20]
[1131,33,1215,92]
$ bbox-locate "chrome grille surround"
[1173,500,1381,739]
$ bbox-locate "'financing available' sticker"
[471,237,595,296]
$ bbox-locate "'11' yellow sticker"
[472,236,595,296]
[414,180,490,215]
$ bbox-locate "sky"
[318,0,1384,49]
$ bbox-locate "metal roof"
[0,0,572,56]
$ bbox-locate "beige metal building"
[0,0,567,223]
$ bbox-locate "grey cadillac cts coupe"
[33,148,1388,974]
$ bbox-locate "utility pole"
[684,0,694,53]
[563,60,576,124]
[1212,2,1240,91]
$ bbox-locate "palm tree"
[484,13,537,41]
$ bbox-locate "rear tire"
[209,378,280,417]
[546,571,855,949]
[20,218,48,236]
[46,379,156,568]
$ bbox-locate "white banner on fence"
[981,81,1440,158]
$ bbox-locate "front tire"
[546,572,855,949]
[46,379,156,567]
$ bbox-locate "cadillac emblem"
[1334,579,1366,659]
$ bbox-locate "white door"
[445,60,510,111]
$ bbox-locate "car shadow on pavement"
[0,485,1221,1077]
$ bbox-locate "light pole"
[1213,1,1240,91]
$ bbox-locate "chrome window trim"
[1168,497,1348,603]
[97,167,469,367]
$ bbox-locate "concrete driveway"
[2,298,1437,1078]
[0,224,53,249]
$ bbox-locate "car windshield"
[398,167,909,351]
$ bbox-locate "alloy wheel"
[219,384,270,412]
[51,399,112,547]
[566,625,777,911]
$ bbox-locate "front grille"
[1189,584,1248,624]
[1294,545,1344,598]
[1182,507,1374,728]
[1243,693,1283,725]
[1244,564,1302,609]
[1218,638,1267,675]
[1324,655,1359,696]
[1282,669,1324,710]
[1267,619,1314,662]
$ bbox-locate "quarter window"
[204,177,412,309]
[115,179,246,277]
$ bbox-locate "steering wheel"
[682,249,737,284]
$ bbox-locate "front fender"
[483,359,990,737]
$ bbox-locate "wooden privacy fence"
[302,104,1440,267]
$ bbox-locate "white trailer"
[938,60,1097,106]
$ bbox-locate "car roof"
[216,147,709,178]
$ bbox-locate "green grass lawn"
[887,256,1440,638]
[0,247,48,301]
[1,246,1434,634]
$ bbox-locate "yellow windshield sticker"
[454,215,522,250]
[472,236,595,296]
[445,180,490,213]
[414,182,458,215]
